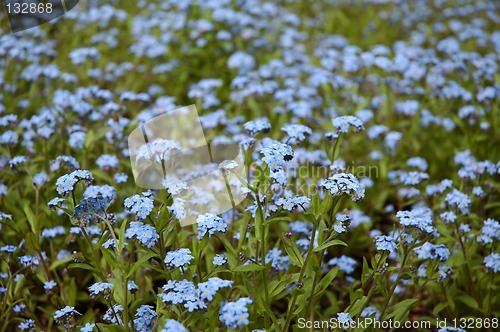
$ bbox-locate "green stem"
[80,226,106,280]
[306,249,325,329]
[100,217,130,332]
[353,251,389,322]
[486,271,494,317]
[256,194,270,328]
[379,242,412,320]
[282,222,318,332]
[454,221,476,299]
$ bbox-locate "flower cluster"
[96,154,119,170]
[260,142,294,171]
[281,124,312,144]
[168,198,186,220]
[478,218,500,244]
[332,116,364,133]
[196,213,228,239]
[71,197,110,225]
[124,194,154,219]
[414,243,451,261]
[103,305,123,324]
[125,221,159,248]
[484,253,500,273]
[396,207,435,234]
[89,282,114,298]
[133,305,157,332]
[265,248,290,271]
[375,235,397,253]
[328,255,356,274]
[54,306,81,326]
[18,319,35,331]
[244,118,271,136]
[2,0,500,330]
[274,194,311,212]
[213,254,227,266]
[164,248,194,268]
[56,170,94,195]
[161,320,188,332]
[445,189,472,215]
[319,173,365,201]
[158,277,232,312]
[162,176,189,195]
[219,298,252,329]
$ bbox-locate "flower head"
[54,306,81,325]
[125,221,159,248]
[164,248,194,268]
[260,142,294,171]
[124,194,154,220]
[332,116,364,133]
[81,323,95,332]
[197,213,228,240]
[484,253,500,273]
[161,320,188,332]
[281,124,312,144]
[134,305,157,332]
[375,235,397,252]
[213,254,227,266]
[219,298,252,329]
[319,173,365,201]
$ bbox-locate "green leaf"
[293,293,309,315]
[348,296,368,318]
[232,263,264,273]
[217,234,237,258]
[25,232,40,252]
[432,302,448,316]
[255,210,263,240]
[14,275,25,296]
[255,293,279,327]
[303,212,316,224]
[311,192,320,218]
[49,256,72,271]
[386,299,419,321]
[24,205,36,233]
[264,215,291,226]
[399,272,413,280]
[113,281,123,304]
[456,294,479,310]
[332,196,345,215]
[313,239,347,252]
[350,288,364,303]
[96,324,124,332]
[269,280,289,298]
[68,263,100,274]
[314,266,339,298]
[361,257,370,286]
[67,278,77,306]
[117,220,128,255]
[282,236,304,268]
[101,247,121,270]
[126,252,155,278]
[320,193,333,216]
